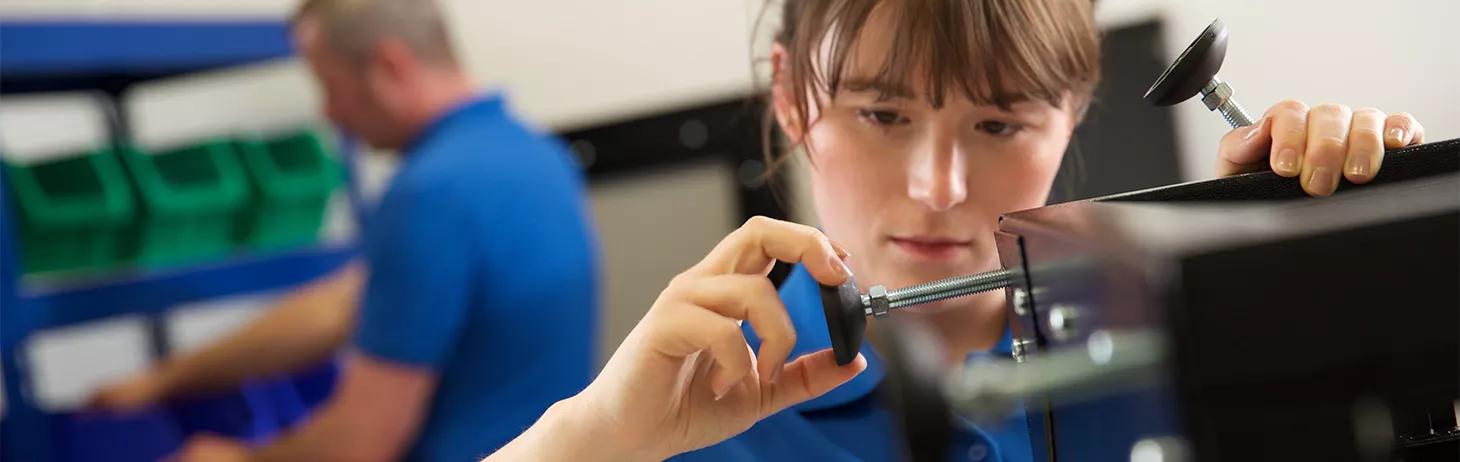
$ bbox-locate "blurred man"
[90,0,599,460]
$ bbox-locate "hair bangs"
[798,0,1099,111]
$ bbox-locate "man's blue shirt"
[354,95,598,461]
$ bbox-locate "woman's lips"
[888,236,972,261]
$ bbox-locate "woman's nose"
[906,136,968,211]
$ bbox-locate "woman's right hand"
[555,216,867,460]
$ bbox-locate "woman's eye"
[976,120,1023,136]
[858,109,909,126]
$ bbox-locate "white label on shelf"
[0,92,112,165]
[165,293,276,355]
[126,58,325,152]
[26,315,152,412]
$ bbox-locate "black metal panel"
[558,98,795,285]
[998,138,1460,461]
[1050,20,1183,203]
[1174,195,1458,461]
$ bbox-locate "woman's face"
[773,10,1077,316]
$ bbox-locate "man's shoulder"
[419,107,561,164]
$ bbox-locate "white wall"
[442,0,762,131]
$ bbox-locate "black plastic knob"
[1144,18,1229,106]
[820,277,866,366]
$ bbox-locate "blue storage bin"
[55,360,339,459]
[58,409,182,462]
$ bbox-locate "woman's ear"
[770,43,804,144]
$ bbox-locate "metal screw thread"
[885,269,1014,309]
[1217,98,1254,128]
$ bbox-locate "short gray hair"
[293,0,458,66]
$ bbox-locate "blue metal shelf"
[0,18,365,462]
[0,20,292,77]
[18,245,357,334]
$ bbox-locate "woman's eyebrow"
[839,78,914,99]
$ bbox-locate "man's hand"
[88,369,170,412]
[171,434,252,462]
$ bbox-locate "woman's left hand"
[1216,100,1425,196]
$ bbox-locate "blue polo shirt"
[674,265,1031,462]
[353,95,598,461]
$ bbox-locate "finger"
[1215,115,1272,176]
[696,216,850,286]
[1383,112,1425,148]
[678,274,797,382]
[1344,108,1386,184]
[650,303,755,399]
[1266,99,1310,177]
[763,349,867,414]
[1301,103,1352,196]
[707,335,757,400]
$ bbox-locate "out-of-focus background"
[0,0,1455,459]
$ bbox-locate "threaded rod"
[885,269,1014,309]
[1217,99,1254,128]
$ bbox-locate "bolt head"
[1011,337,1033,362]
[1130,437,1190,462]
[868,285,891,318]
[1048,304,1082,342]
[1012,289,1029,316]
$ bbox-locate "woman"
[491,1,1427,460]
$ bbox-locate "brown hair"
[762,0,1102,173]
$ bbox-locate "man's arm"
[90,263,366,410]
[248,352,437,462]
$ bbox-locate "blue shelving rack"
[1,19,364,461]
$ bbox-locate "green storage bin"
[120,140,249,267]
[3,149,135,274]
[233,131,341,250]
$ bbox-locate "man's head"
[292,0,472,150]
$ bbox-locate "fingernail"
[830,242,851,260]
[1309,166,1337,195]
[829,255,851,278]
[1274,148,1299,175]
[1242,117,1267,142]
[712,379,732,401]
[1345,157,1370,178]
[1388,127,1405,144]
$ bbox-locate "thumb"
[764,348,866,413]
[1216,115,1271,176]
